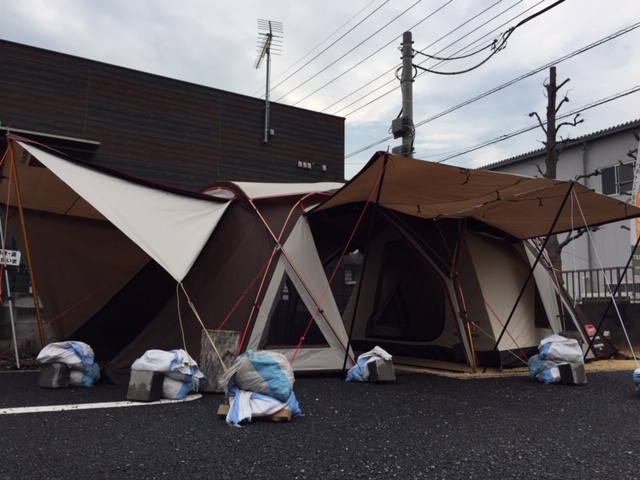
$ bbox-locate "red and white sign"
[585,324,597,337]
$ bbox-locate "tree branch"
[528,111,547,135]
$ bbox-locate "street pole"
[401,31,414,157]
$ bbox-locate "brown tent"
[1,137,352,383]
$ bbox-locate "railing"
[560,267,640,304]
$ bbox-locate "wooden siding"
[0,40,345,190]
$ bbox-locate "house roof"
[482,118,640,170]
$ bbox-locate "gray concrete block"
[367,358,396,382]
[559,362,587,385]
[39,363,70,388]
[127,371,164,402]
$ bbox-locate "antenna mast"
[254,19,283,144]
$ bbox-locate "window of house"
[601,161,635,195]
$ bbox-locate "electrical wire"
[331,0,534,116]
[269,1,390,98]
[429,85,640,164]
[290,0,453,107]
[276,0,422,103]
[345,21,640,159]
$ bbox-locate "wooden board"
[216,404,292,422]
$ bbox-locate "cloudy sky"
[1,0,639,179]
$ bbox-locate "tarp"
[313,151,640,239]
[14,141,230,281]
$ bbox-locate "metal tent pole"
[487,180,576,370]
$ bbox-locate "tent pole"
[341,154,390,376]
[451,221,478,371]
[487,180,576,371]
[583,233,640,361]
[8,141,47,349]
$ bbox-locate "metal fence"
[560,267,640,304]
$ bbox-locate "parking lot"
[1,366,639,479]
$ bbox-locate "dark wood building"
[0,40,345,190]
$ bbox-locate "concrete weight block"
[127,370,164,402]
[39,363,70,388]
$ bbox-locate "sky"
[1,0,639,180]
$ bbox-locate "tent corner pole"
[9,142,47,349]
[486,180,576,372]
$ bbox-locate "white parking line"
[0,394,202,415]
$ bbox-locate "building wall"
[484,121,640,271]
[0,40,345,190]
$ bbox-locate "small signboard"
[0,249,21,266]
[585,324,597,338]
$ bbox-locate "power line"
[290,0,453,107]
[331,0,535,116]
[345,21,640,159]
[268,1,390,98]
[276,0,422,103]
[429,85,640,164]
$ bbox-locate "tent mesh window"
[366,240,446,342]
[265,274,327,348]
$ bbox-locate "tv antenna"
[254,19,283,144]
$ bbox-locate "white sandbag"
[36,341,96,372]
[539,365,561,384]
[131,349,205,400]
[225,385,302,426]
[131,349,202,381]
[539,334,583,364]
[346,346,393,382]
[220,350,294,403]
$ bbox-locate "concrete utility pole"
[401,31,414,157]
[392,31,414,157]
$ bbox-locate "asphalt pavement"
[1,368,639,479]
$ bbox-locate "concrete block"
[127,371,164,402]
[367,358,396,383]
[39,363,70,388]
[559,362,587,385]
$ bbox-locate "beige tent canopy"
[315,151,639,239]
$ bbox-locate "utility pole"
[401,31,414,157]
[391,31,414,157]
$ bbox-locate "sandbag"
[346,346,392,382]
[634,368,640,393]
[539,334,583,364]
[538,365,561,384]
[225,385,302,426]
[37,341,101,386]
[220,350,294,403]
[37,341,96,372]
[131,349,206,400]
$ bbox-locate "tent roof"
[312,151,640,239]
[202,181,344,201]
